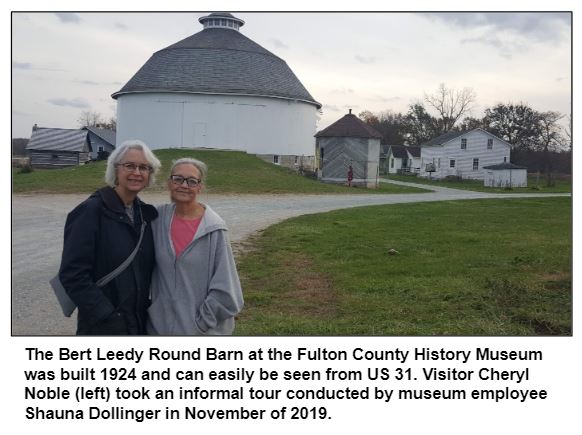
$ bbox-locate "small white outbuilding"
[483,163,528,188]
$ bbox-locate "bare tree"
[424,83,476,133]
[77,110,103,128]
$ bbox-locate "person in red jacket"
[347,164,354,187]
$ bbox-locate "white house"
[418,128,512,180]
[384,145,421,174]
[112,12,321,166]
[483,163,528,188]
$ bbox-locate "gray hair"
[105,140,161,187]
[170,157,208,183]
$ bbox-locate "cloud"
[73,79,124,86]
[54,13,81,24]
[460,36,516,59]
[331,88,354,95]
[555,77,567,82]
[371,95,401,103]
[270,38,288,49]
[355,55,376,64]
[422,12,570,44]
[322,104,340,112]
[12,61,32,70]
[115,22,128,30]
[47,97,90,108]
[13,61,64,72]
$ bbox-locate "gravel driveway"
[11,180,569,335]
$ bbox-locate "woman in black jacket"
[58,140,160,335]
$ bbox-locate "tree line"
[359,84,571,176]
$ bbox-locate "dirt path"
[11,184,569,335]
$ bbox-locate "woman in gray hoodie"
[147,158,244,335]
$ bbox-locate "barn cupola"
[198,12,245,31]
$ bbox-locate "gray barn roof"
[315,112,383,139]
[112,21,321,108]
[26,127,116,152]
[26,128,88,152]
[84,126,116,146]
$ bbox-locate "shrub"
[18,164,33,174]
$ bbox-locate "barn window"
[487,139,493,150]
[273,155,280,165]
[450,159,456,168]
[461,138,467,150]
[473,158,479,170]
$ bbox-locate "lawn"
[12,149,425,195]
[235,197,571,336]
[384,173,571,193]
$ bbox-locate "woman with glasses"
[58,140,160,335]
[147,158,243,335]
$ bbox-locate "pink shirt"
[171,214,203,258]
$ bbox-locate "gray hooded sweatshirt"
[147,203,244,335]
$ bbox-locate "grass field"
[235,197,571,336]
[384,173,571,193]
[12,149,425,195]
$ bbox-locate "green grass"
[235,197,571,336]
[384,174,571,193]
[12,149,426,195]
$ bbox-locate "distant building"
[315,110,382,188]
[483,162,528,188]
[418,128,512,180]
[113,12,321,167]
[382,145,421,175]
[26,124,115,168]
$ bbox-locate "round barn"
[315,110,383,188]
[112,13,321,167]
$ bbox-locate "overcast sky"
[11,11,571,139]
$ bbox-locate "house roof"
[389,145,409,158]
[406,146,421,157]
[84,126,116,146]
[421,130,465,147]
[483,163,527,170]
[26,128,88,152]
[315,112,383,139]
[421,128,512,148]
[111,19,321,108]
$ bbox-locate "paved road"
[11,180,569,335]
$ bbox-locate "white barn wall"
[116,93,318,155]
[419,130,510,180]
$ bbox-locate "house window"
[461,138,467,150]
[438,158,441,169]
[473,158,479,171]
[273,155,280,165]
[98,146,104,152]
[450,159,456,168]
[390,158,394,168]
[487,139,493,150]
[504,156,507,163]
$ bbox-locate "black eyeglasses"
[170,175,201,187]
[117,162,153,174]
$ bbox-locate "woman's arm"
[195,231,244,333]
[59,201,116,326]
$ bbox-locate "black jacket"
[59,187,158,335]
